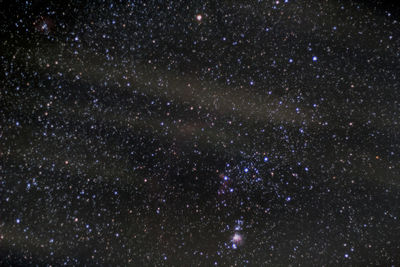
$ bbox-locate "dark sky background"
[1,0,400,266]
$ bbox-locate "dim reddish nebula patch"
[33,16,55,34]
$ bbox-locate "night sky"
[1,0,400,266]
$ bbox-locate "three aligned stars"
[195,9,247,250]
[193,10,321,252]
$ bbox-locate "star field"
[1,0,400,265]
